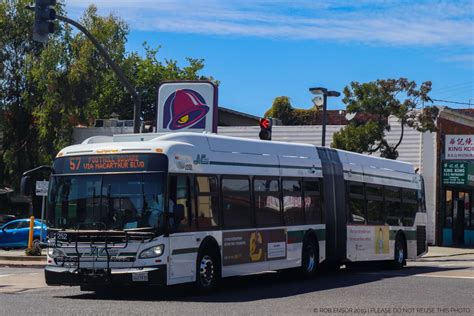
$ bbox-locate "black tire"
[80,285,99,292]
[195,245,220,292]
[32,238,40,249]
[301,236,319,276]
[393,236,407,268]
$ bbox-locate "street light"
[309,87,340,147]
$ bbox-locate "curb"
[0,255,46,262]
[421,252,474,259]
[0,262,46,268]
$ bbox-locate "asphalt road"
[0,255,473,316]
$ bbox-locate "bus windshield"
[47,173,166,232]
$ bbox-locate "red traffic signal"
[258,118,272,141]
[259,118,271,129]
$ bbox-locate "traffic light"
[258,118,272,141]
[33,0,57,43]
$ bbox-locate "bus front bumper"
[45,265,167,286]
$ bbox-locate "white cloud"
[65,0,474,47]
[442,54,474,63]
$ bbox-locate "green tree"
[264,96,319,125]
[0,0,67,188]
[331,78,438,159]
[0,1,215,189]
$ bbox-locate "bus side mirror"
[20,176,32,195]
[173,204,185,223]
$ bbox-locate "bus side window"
[282,179,305,226]
[366,184,385,225]
[385,186,402,226]
[169,175,195,231]
[349,182,366,224]
[222,177,252,228]
[303,179,323,224]
[195,176,220,229]
[254,178,281,226]
[402,189,417,226]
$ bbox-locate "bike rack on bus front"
[47,229,155,283]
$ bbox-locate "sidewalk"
[421,246,474,258]
[0,249,46,268]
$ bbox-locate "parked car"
[0,219,47,249]
[0,214,16,225]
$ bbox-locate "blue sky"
[67,0,473,116]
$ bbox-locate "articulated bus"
[35,132,427,292]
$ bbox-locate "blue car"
[0,219,47,249]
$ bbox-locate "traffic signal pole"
[27,5,142,134]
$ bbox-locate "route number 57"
[69,158,81,171]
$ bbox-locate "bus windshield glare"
[48,173,166,231]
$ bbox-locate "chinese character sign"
[445,135,474,160]
[157,81,218,133]
[442,162,467,185]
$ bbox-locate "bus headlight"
[139,244,165,259]
[48,248,65,258]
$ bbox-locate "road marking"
[415,274,474,280]
[355,270,474,280]
[0,273,40,277]
[439,263,467,267]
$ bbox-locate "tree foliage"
[0,0,214,188]
[264,96,319,125]
[331,78,438,159]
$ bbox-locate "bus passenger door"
[168,175,199,284]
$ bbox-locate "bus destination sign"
[62,155,149,173]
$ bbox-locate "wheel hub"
[397,247,404,263]
[199,255,214,286]
[306,245,316,272]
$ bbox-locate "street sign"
[442,162,474,186]
[445,135,474,160]
[35,180,49,196]
[35,180,49,242]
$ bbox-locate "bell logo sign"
[157,81,218,133]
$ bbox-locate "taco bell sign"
[157,81,218,133]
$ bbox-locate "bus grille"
[416,226,427,255]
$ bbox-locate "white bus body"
[42,132,427,290]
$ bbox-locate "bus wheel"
[302,237,319,276]
[195,247,220,292]
[393,236,406,268]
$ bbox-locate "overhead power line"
[441,89,473,100]
[431,98,472,106]
[434,81,472,94]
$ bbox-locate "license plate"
[132,272,149,282]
